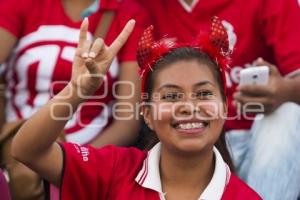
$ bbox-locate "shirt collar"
[81,0,100,18]
[135,142,231,200]
[200,146,231,200]
[135,143,163,194]
[177,0,200,12]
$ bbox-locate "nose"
[176,99,200,116]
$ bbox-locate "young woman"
[11,17,261,199]
[138,1,300,199]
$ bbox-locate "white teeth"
[177,122,205,129]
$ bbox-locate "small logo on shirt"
[73,144,90,162]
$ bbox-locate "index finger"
[108,19,136,56]
[254,57,278,75]
[77,17,89,49]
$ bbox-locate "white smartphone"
[239,66,269,86]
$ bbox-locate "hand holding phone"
[239,66,269,86]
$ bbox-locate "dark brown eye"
[195,90,214,99]
[162,92,183,101]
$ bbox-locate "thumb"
[254,57,280,76]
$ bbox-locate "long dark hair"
[134,47,235,171]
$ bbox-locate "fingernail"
[129,19,136,24]
[89,52,96,58]
[257,57,263,62]
[81,17,89,27]
[82,52,88,58]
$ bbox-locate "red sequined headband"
[137,16,231,95]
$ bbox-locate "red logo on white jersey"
[5,25,119,144]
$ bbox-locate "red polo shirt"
[60,143,261,199]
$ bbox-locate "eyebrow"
[157,84,181,92]
[193,81,215,88]
[157,81,214,91]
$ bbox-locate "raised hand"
[71,18,136,96]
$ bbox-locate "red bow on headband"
[137,16,231,94]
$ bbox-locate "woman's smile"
[172,118,209,135]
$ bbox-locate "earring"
[140,111,144,116]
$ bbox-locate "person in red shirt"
[0,0,149,199]
[11,17,261,199]
[0,0,148,146]
[137,0,300,199]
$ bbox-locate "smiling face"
[142,53,227,154]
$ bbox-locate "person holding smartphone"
[137,0,300,199]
